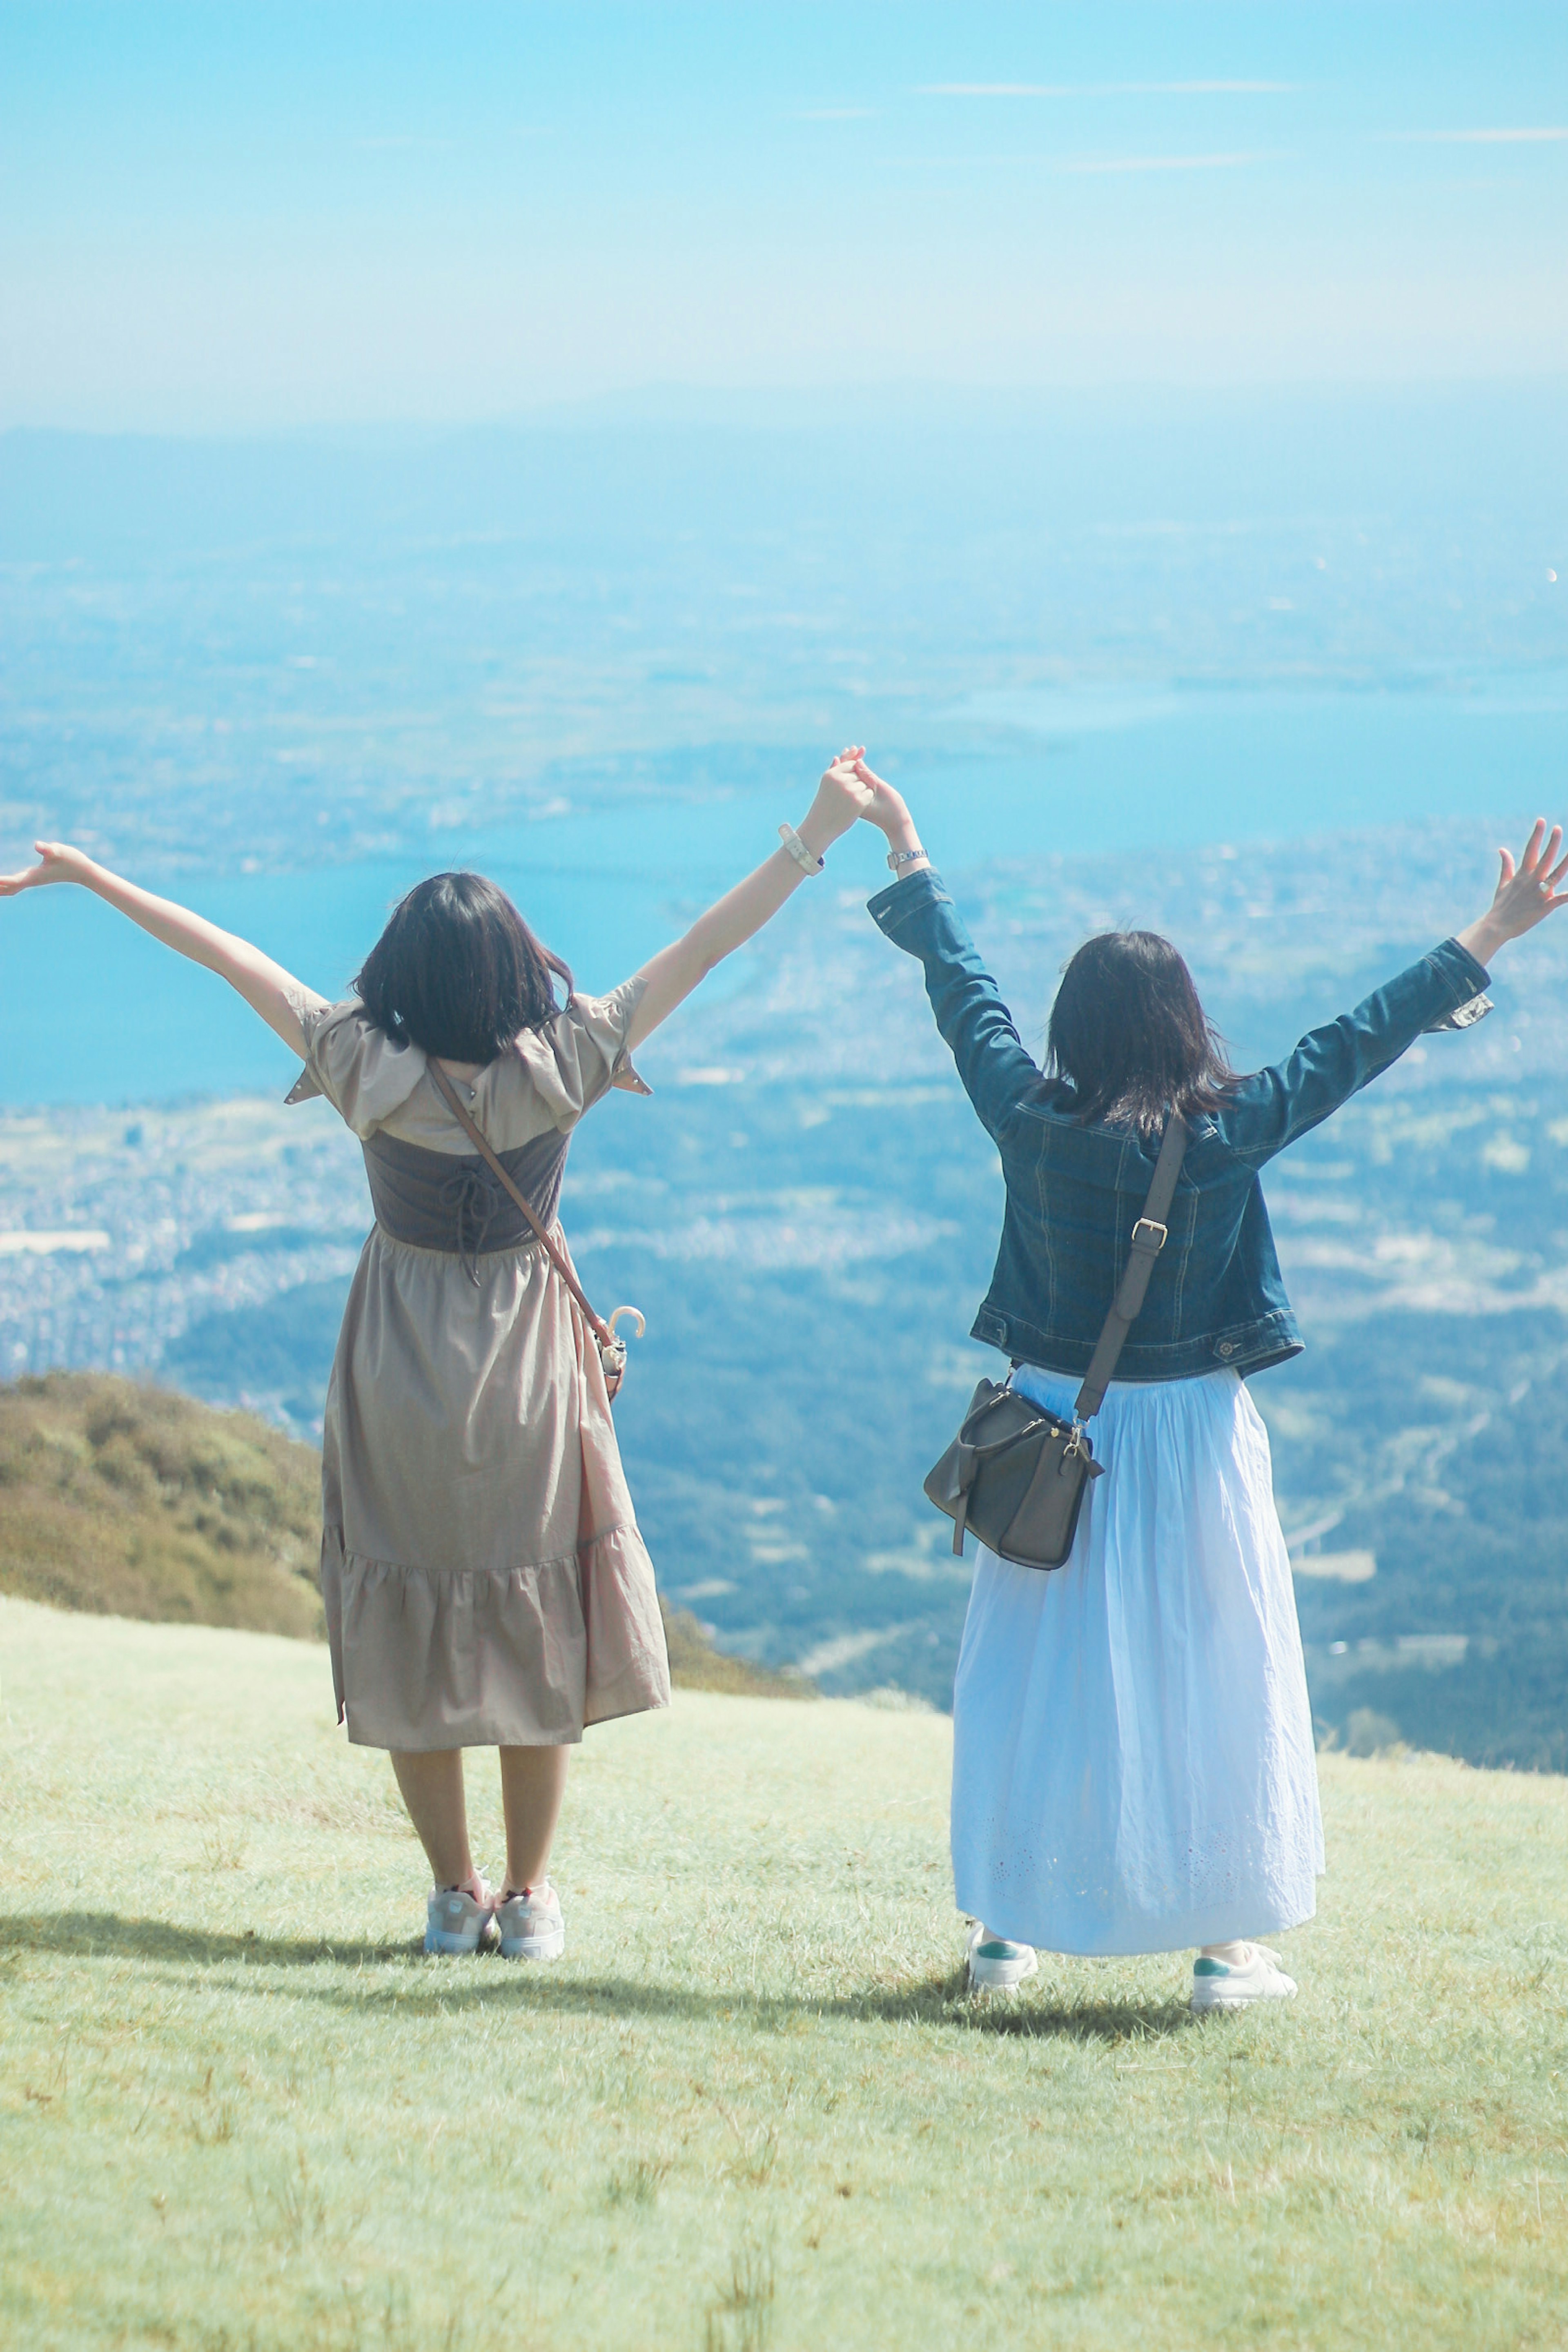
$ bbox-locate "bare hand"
[1458,820,1568,965]
[801,745,876,849]
[850,757,913,840]
[0,841,96,898]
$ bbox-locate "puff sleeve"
[513,976,652,1132]
[285,998,430,1137]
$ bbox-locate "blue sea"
[4,679,1565,1106]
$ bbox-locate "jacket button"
[1217,1340,1236,1358]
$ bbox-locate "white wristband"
[778,823,824,875]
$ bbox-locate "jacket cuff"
[1432,936,1491,996]
[866,864,947,933]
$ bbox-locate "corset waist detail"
[363,1129,570,1277]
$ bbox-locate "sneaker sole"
[1189,1982,1296,2012]
[424,1926,494,1956]
[424,1913,497,1956]
[968,1951,1039,1992]
[498,1926,565,1962]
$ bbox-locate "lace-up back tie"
[362,1128,570,1280]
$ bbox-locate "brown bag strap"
[425,1057,614,1346]
[1073,1113,1189,1421]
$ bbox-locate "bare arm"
[626,747,874,1048]
[0,842,322,1056]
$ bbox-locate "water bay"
[4,682,1563,1106]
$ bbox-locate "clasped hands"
[804,748,921,863]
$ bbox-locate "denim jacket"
[868,868,1492,1383]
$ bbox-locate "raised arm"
[854,764,1039,1141]
[625,748,874,1048]
[0,842,322,1055]
[1221,820,1568,1165]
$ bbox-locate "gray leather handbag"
[924,1114,1188,1569]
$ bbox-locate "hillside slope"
[0,1372,323,1637]
[0,1596,1563,2352]
[0,1372,805,1697]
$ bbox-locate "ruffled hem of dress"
[579,1515,673,1729]
[319,1517,670,1750]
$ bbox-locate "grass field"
[1,1596,1565,2352]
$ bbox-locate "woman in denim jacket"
[858,764,1566,2010]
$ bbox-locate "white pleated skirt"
[950,1363,1325,1956]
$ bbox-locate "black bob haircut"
[354,871,573,1064]
[1047,930,1237,1134]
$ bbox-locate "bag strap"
[425,1056,615,1348]
[1074,1113,1189,1421]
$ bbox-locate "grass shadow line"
[0,1909,1201,2042]
[0,1909,412,1969]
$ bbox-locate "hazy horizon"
[5,3,1567,431]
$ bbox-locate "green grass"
[1,1596,1565,2351]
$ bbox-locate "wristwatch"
[887,847,929,872]
[778,823,825,874]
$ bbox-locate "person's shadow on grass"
[0,1909,1203,2042]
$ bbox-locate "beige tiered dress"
[285,980,670,1751]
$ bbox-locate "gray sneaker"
[424,1875,494,1956]
[494,1881,566,1962]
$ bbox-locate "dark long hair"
[1047,930,1237,1134]
[354,871,572,1063]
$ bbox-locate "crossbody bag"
[924,1113,1188,1569]
[426,1057,644,1401]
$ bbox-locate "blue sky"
[4,3,1567,428]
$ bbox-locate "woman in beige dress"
[0,748,873,1956]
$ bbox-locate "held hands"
[798,745,876,855]
[631,746,875,1046]
[0,841,96,898]
[1458,821,1568,967]
[850,756,925,863]
[851,757,911,838]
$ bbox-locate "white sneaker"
[1190,1943,1297,2011]
[967,1922,1040,1992]
[494,1881,566,1962]
[424,1875,494,1956]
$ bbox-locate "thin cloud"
[917,81,1297,98]
[1060,149,1279,175]
[1384,127,1568,144]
